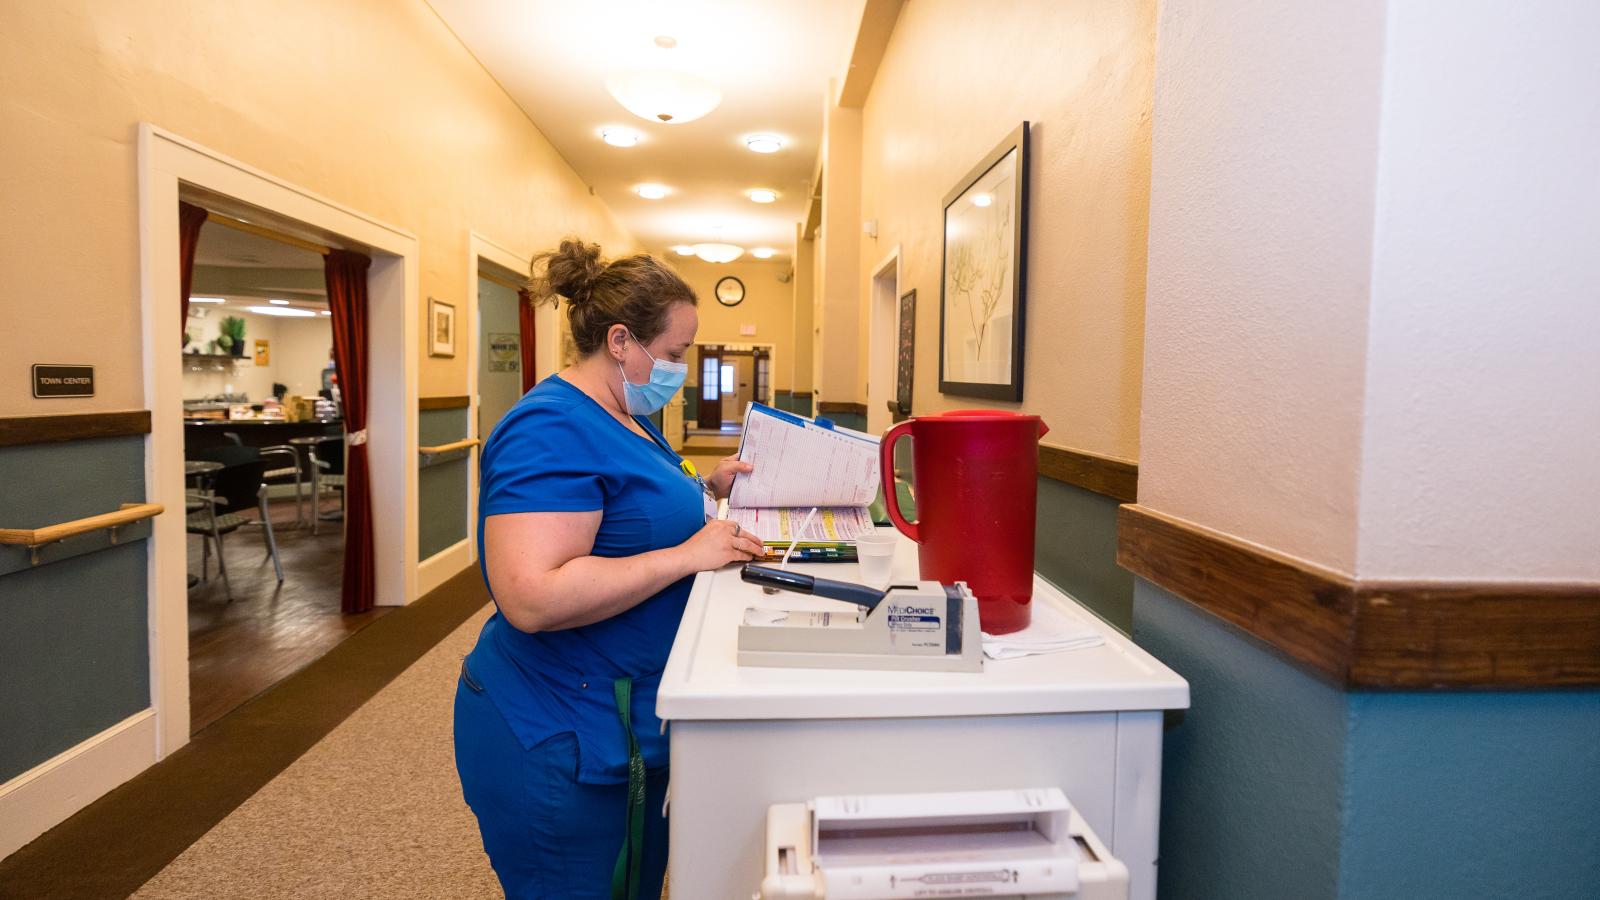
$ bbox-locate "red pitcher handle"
[879,421,919,542]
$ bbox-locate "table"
[288,435,344,535]
[657,529,1189,900]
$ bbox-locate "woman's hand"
[676,519,764,572]
[706,454,753,500]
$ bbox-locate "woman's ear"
[606,324,630,361]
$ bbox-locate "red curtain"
[178,202,209,340]
[517,288,537,394]
[324,249,376,614]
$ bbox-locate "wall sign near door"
[487,333,520,372]
[31,364,94,398]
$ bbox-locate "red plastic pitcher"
[879,410,1049,635]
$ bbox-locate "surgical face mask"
[617,330,687,415]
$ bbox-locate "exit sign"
[32,364,95,398]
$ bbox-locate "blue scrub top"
[464,374,705,784]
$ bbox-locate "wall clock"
[715,275,745,307]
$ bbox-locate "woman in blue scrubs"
[454,239,764,899]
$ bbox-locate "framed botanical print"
[895,288,916,417]
[938,121,1030,401]
[429,297,456,358]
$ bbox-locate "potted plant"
[220,316,247,357]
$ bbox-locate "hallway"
[2,1,1597,899]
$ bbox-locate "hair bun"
[542,239,605,306]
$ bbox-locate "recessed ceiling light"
[691,243,744,264]
[747,189,778,204]
[601,127,642,148]
[745,134,784,154]
[636,183,670,200]
[670,245,694,256]
[269,299,290,305]
[246,305,318,318]
[190,296,225,304]
[972,193,993,207]
[319,310,332,316]
[751,247,776,259]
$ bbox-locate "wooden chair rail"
[418,438,480,456]
[0,503,164,565]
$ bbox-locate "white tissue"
[981,601,1105,660]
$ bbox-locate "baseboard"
[0,709,157,860]
[416,537,473,599]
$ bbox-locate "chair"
[185,448,285,600]
[261,443,306,526]
[308,434,346,536]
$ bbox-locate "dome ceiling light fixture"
[670,245,694,256]
[606,68,721,124]
[746,188,779,204]
[745,133,784,154]
[635,183,670,200]
[691,242,744,264]
[601,127,641,147]
[751,247,776,259]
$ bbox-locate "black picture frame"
[937,121,1029,401]
[895,289,916,416]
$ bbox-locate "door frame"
[867,245,901,434]
[457,234,538,594]
[691,341,779,428]
[138,124,419,757]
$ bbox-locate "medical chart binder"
[725,403,881,544]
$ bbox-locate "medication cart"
[657,534,1189,900]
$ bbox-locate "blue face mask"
[618,331,688,415]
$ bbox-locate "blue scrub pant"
[454,669,669,899]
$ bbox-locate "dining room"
[180,217,384,734]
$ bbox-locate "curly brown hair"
[526,239,696,356]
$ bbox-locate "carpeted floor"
[132,605,500,899]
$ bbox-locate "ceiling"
[428,0,866,263]
[193,220,326,270]
[191,223,328,312]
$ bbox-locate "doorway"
[181,220,374,734]
[475,262,525,441]
[867,247,901,434]
[690,343,774,432]
[140,124,419,756]
[460,234,540,591]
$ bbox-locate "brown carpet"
[131,605,498,899]
[0,566,490,900]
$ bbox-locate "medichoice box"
[657,532,1189,900]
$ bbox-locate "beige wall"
[1352,3,1600,581]
[0,0,631,417]
[854,0,1154,460]
[816,85,864,407]
[791,227,816,395]
[1141,0,1384,573]
[180,306,333,402]
[670,257,798,391]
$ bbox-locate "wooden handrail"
[0,503,164,565]
[418,438,480,456]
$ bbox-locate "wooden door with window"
[696,344,722,429]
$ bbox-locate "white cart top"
[657,530,1189,721]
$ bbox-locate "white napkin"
[981,601,1105,660]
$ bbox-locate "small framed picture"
[429,297,456,358]
[254,339,270,366]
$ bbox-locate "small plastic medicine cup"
[854,531,899,588]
